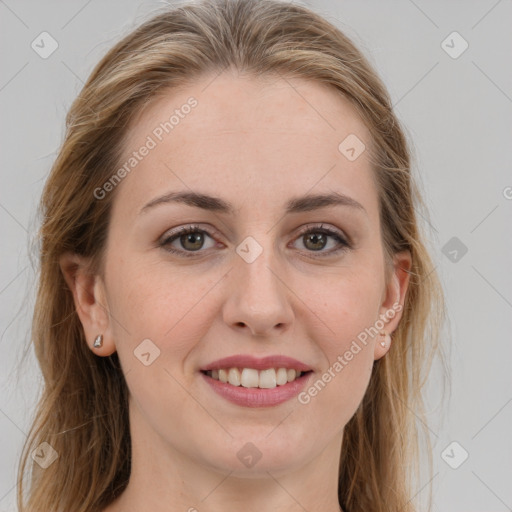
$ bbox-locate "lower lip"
[200,372,312,408]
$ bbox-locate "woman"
[17,0,446,511]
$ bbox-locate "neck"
[104,402,344,512]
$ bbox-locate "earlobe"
[59,252,116,356]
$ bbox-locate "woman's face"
[70,70,410,477]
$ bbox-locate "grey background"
[1,0,511,510]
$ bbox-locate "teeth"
[241,368,259,388]
[259,368,277,389]
[276,368,288,386]
[206,367,305,388]
[228,368,241,386]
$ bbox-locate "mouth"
[201,367,313,389]
[199,354,313,407]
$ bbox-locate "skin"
[61,68,411,512]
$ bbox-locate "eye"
[291,224,350,256]
[159,224,219,257]
[159,223,351,258]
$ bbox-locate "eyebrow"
[140,190,367,216]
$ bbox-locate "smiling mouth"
[201,367,313,389]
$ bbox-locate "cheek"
[312,264,383,350]
[105,256,223,361]
[302,266,381,409]
[301,309,377,431]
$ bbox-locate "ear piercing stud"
[93,334,103,348]
[379,331,391,348]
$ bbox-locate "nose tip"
[223,255,294,338]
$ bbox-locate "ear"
[374,250,412,360]
[59,252,116,356]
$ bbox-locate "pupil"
[183,232,203,250]
[307,233,326,251]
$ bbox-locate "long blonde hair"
[17,1,446,511]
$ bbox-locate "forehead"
[111,70,378,222]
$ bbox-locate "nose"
[222,244,295,338]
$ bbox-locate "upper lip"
[200,355,312,372]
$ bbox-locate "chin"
[196,433,310,476]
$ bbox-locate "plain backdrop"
[1,0,511,510]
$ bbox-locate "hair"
[16,1,447,511]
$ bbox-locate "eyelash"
[159,223,351,259]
